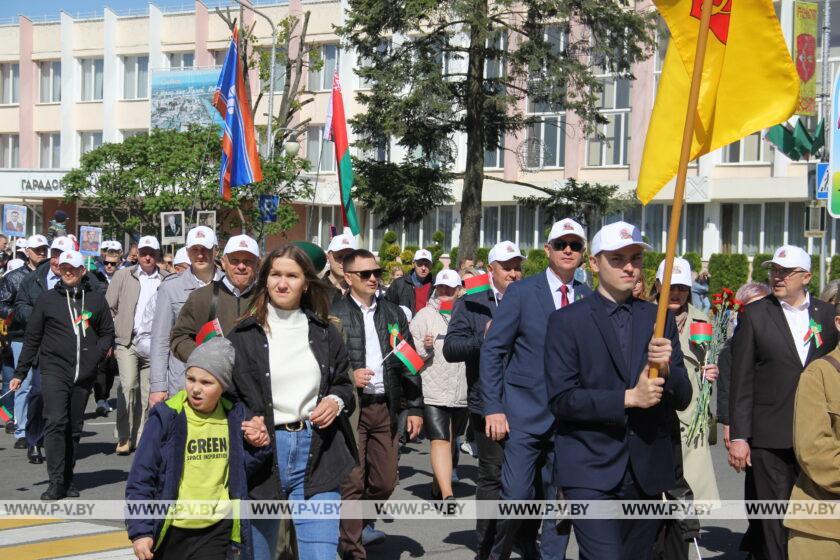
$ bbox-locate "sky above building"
[0,1,254,21]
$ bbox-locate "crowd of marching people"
[0,211,837,560]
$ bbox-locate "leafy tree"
[62,126,311,241]
[340,0,656,259]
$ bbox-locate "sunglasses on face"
[164,260,173,265]
[346,268,383,280]
[104,261,120,267]
[551,239,584,252]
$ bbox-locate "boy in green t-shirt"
[126,337,269,560]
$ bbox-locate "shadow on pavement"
[367,534,425,558]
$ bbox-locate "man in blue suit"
[545,221,691,559]
[482,218,592,560]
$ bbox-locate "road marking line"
[0,518,61,530]
[54,548,136,560]
[0,530,129,559]
[0,521,118,546]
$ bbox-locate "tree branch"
[451,172,554,195]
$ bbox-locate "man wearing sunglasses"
[729,245,837,560]
[331,248,423,558]
[385,249,434,315]
[481,219,592,560]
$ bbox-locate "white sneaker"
[460,440,477,457]
[361,524,386,546]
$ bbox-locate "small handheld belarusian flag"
[439,300,453,316]
[689,322,713,344]
[393,340,425,376]
[0,405,12,423]
[387,323,404,349]
[197,319,223,345]
[464,273,492,295]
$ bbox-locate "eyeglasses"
[551,239,584,252]
[164,260,173,265]
[346,268,383,280]
[104,261,120,267]
[769,267,804,279]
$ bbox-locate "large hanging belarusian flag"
[324,72,361,235]
[637,0,799,204]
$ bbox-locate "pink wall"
[628,0,654,180]
[18,16,36,168]
[194,1,213,67]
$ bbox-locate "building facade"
[0,0,837,261]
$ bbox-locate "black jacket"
[442,290,498,415]
[730,294,837,448]
[330,292,424,419]
[0,264,35,340]
[715,338,732,425]
[14,276,114,384]
[228,310,358,500]
[384,273,432,313]
[13,260,106,330]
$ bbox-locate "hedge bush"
[708,254,749,294]
[809,255,821,296]
[682,252,702,275]
[523,249,548,277]
[643,252,665,291]
[476,247,490,267]
[751,253,772,284]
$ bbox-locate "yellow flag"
[637,0,799,204]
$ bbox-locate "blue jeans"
[11,341,40,439]
[251,424,340,560]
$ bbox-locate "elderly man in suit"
[481,218,592,560]
[730,245,837,560]
[545,221,691,559]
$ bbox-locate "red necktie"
[559,284,570,308]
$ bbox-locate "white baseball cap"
[173,247,190,266]
[58,250,84,268]
[547,218,586,244]
[15,239,26,250]
[591,221,652,255]
[656,257,693,288]
[27,234,48,249]
[413,249,433,263]
[6,259,24,273]
[762,245,810,272]
[488,241,525,264]
[50,236,75,253]
[186,226,217,249]
[434,268,462,288]
[224,234,260,258]
[103,240,123,252]
[327,233,357,253]
[138,236,161,251]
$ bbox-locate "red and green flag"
[387,323,404,349]
[0,405,11,423]
[325,72,360,236]
[393,340,425,376]
[197,319,223,345]
[689,322,713,344]
[439,300,453,316]
[464,273,492,295]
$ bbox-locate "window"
[213,50,227,66]
[742,204,761,256]
[0,63,19,104]
[586,71,631,167]
[720,203,739,254]
[482,206,499,246]
[519,206,536,249]
[260,48,287,92]
[788,202,806,248]
[484,130,505,169]
[306,126,334,172]
[500,206,517,243]
[39,61,61,103]
[80,131,103,156]
[308,44,339,91]
[168,52,194,69]
[525,117,565,168]
[405,221,420,247]
[644,204,665,252]
[722,131,773,163]
[484,31,507,80]
[39,133,60,169]
[764,202,785,253]
[685,204,704,255]
[80,58,104,101]
[527,25,568,114]
[0,135,19,168]
[122,130,146,140]
[123,56,149,100]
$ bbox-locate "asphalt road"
[0,396,749,559]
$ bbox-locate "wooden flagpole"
[649,0,714,379]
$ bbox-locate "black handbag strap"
[208,281,219,323]
[821,354,840,374]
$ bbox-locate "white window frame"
[0,134,19,168]
[306,126,335,172]
[79,131,103,157]
[122,55,149,101]
[308,44,340,92]
[39,60,61,104]
[167,52,194,70]
[121,129,146,141]
[720,131,773,165]
[39,132,61,169]
[0,63,20,105]
[79,58,104,102]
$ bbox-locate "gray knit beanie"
[186,337,235,390]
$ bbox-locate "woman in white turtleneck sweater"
[229,244,357,560]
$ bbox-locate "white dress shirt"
[352,294,386,395]
[133,268,162,334]
[545,268,575,310]
[780,293,812,366]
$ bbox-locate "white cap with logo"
[224,234,260,258]
[591,221,652,255]
[138,236,160,251]
[6,258,24,273]
[547,218,586,244]
[413,249,433,263]
[27,234,48,249]
[488,241,525,264]
[173,247,190,266]
[50,236,75,253]
[102,240,123,252]
[434,268,462,288]
[327,234,357,253]
[58,250,84,268]
[762,245,810,272]
[656,257,693,288]
[15,239,26,250]
[186,226,217,249]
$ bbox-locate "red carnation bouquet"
[685,288,743,442]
